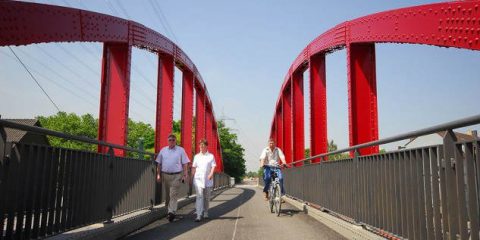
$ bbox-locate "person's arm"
[181,149,190,182]
[155,151,162,182]
[278,148,287,166]
[208,158,217,180]
[190,155,197,183]
[259,148,266,168]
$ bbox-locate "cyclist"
[259,138,287,201]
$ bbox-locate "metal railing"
[284,114,480,240]
[0,119,231,239]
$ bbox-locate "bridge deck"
[124,185,345,240]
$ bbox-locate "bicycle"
[267,166,282,216]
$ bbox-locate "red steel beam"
[347,43,379,155]
[269,1,480,149]
[309,53,327,162]
[155,54,175,152]
[276,106,284,150]
[195,87,206,153]
[0,1,226,170]
[181,70,194,159]
[292,71,305,166]
[282,84,293,165]
[98,43,131,156]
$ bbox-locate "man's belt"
[162,171,182,175]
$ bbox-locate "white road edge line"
[231,199,241,240]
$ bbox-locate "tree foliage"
[37,112,98,151]
[37,112,180,156]
[217,121,246,183]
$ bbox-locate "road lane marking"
[231,199,242,240]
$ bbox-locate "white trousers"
[195,185,212,217]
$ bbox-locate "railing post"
[104,146,115,224]
[443,130,459,239]
[353,149,361,223]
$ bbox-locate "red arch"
[0,1,223,170]
[271,0,480,163]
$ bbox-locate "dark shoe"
[167,212,175,222]
[264,192,268,201]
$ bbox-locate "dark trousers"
[263,166,285,195]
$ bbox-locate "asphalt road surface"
[124,185,346,240]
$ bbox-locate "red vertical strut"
[292,71,304,166]
[276,107,283,150]
[195,87,206,153]
[155,54,175,152]
[282,84,293,166]
[309,53,327,162]
[98,42,131,156]
[347,43,379,155]
[181,70,194,159]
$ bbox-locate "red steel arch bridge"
[0,1,480,240]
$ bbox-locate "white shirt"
[155,146,190,173]
[259,147,285,167]
[192,151,216,188]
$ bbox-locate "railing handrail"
[0,119,155,156]
[292,114,480,165]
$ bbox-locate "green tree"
[304,148,310,158]
[217,121,246,183]
[37,112,98,151]
[245,171,257,178]
[327,140,350,160]
[37,112,183,157]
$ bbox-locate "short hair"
[269,138,275,143]
[199,139,208,146]
[168,134,176,139]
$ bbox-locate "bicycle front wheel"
[269,188,274,213]
[274,184,281,216]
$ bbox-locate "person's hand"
[282,163,288,168]
[181,174,187,183]
[208,173,213,180]
[156,174,161,183]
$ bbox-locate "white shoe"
[203,212,209,219]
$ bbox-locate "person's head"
[199,139,208,153]
[167,134,177,148]
[268,138,276,149]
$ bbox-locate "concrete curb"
[47,187,230,240]
[283,196,385,240]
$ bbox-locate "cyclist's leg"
[263,166,271,194]
[277,169,285,195]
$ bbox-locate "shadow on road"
[123,187,255,240]
[278,208,303,217]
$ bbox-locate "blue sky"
[1,0,479,171]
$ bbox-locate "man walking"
[155,134,190,222]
